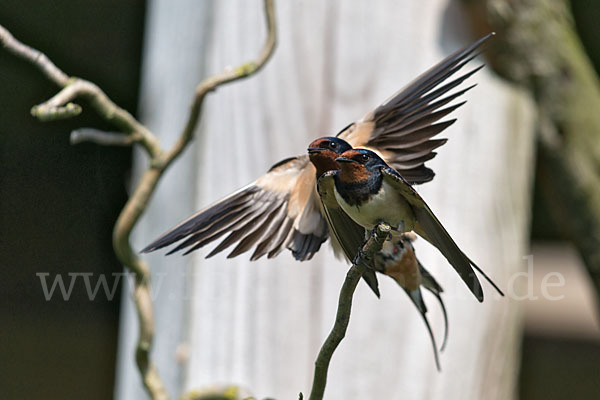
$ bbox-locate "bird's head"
[307,137,352,177]
[335,148,386,182]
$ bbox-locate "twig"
[308,223,391,400]
[32,79,161,157]
[0,0,277,399]
[160,0,277,170]
[70,128,135,146]
[0,24,69,85]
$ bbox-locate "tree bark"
[461,0,600,312]
[117,0,535,399]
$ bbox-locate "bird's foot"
[352,249,367,266]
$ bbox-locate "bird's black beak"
[335,156,357,164]
[307,147,324,155]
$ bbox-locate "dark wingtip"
[475,32,496,48]
[453,100,468,109]
[140,242,161,254]
[165,247,178,256]
[205,249,218,258]
[466,263,485,302]
[438,294,449,352]
[358,264,381,298]
[469,258,505,297]
[474,286,484,302]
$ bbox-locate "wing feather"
[207,200,281,258]
[142,156,328,261]
[380,167,485,301]
[370,119,457,148]
[247,203,290,260]
[338,34,494,184]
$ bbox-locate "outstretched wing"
[142,156,328,261]
[380,167,485,301]
[338,33,493,184]
[316,171,380,297]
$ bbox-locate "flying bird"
[142,34,494,299]
[319,148,503,302]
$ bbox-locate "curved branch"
[0,26,161,157]
[0,1,278,399]
[308,223,391,400]
[113,1,277,397]
[0,24,69,85]
[160,0,277,170]
[31,102,82,121]
[70,128,134,146]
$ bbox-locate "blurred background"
[1,0,599,399]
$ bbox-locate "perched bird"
[142,34,494,298]
[309,136,448,369]
[319,148,504,302]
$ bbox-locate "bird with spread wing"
[142,34,493,273]
[142,33,497,369]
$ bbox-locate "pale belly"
[335,180,415,233]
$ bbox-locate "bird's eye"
[329,142,337,148]
[360,154,369,162]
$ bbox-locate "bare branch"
[1,1,278,399]
[111,0,277,391]
[0,24,69,86]
[70,128,134,146]
[160,0,277,170]
[308,223,391,400]
[109,0,276,398]
[31,102,82,121]
[0,26,161,158]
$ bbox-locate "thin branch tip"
[308,223,389,400]
[162,0,277,170]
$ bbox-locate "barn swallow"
[319,148,504,302]
[142,34,494,298]
[310,137,448,368]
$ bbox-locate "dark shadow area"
[523,2,600,398]
[571,0,600,77]
[520,335,600,400]
[0,1,145,399]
